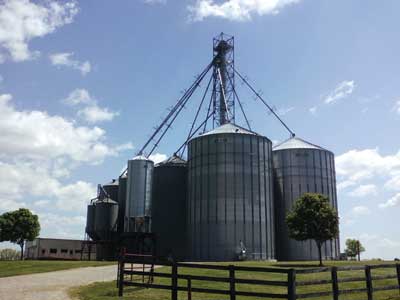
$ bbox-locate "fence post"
[187,277,192,300]
[396,264,400,295]
[288,268,297,300]
[118,257,125,296]
[229,265,236,300]
[365,265,373,300]
[171,262,178,300]
[331,266,339,300]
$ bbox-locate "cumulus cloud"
[379,193,400,209]
[0,92,133,239]
[324,80,355,104]
[149,153,168,164]
[49,52,91,75]
[0,93,128,162]
[348,184,377,198]
[188,0,301,22]
[63,88,119,123]
[336,148,400,209]
[0,0,78,62]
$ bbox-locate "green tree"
[345,238,365,260]
[0,208,40,260]
[0,248,21,261]
[286,193,339,266]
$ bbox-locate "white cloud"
[384,175,400,191]
[336,148,400,184]
[276,106,294,116]
[188,0,301,22]
[324,80,355,104]
[352,205,371,216]
[63,88,119,123]
[0,0,78,62]
[0,92,133,239]
[0,198,26,212]
[379,193,400,209]
[63,88,93,105]
[337,180,356,191]
[309,106,317,115]
[149,153,168,164]
[348,184,377,198]
[0,93,129,163]
[78,105,119,123]
[49,52,91,75]
[392,100,400,115]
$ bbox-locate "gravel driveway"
[0,265,118,300]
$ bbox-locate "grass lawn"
[0,260,115,278]
[71,260,400,300]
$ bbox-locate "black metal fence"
[117,254,400,300]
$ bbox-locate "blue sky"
[0,0,400,259]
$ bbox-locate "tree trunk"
[20,243,24,260]
[316,241,323,266]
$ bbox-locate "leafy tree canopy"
[345,238,365,259]
[0,208,40,259]
[286,193,339,265]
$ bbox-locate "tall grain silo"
[117,174,127,234]
[94,198,119,240]
[125,156,154,232]
[152,155,187,260]
[100,179,119,202]
[272,136,340,261]
[85,204,97,240]
[187,123,275,261]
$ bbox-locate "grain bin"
[152,155,187,260]
[187,123,275,261]
[273,136,340,261]
[125,156,154,232]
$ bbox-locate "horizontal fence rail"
[117,254,400,300]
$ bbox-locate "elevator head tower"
[212,33,235,127]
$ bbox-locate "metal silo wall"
[86,204,97,240]
[187,133,275,261]
[117,175,127,234]
[152,164,187,260]
[125,158,154,232]
[102,182,119,202]
[94,201,119,240]
[273,148,340,261]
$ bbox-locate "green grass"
[0,260,115,278]
[71,260,400,300]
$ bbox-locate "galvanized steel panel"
[273,144,340,261]
[188,129,275,261]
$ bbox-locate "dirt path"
[0,265,117,300]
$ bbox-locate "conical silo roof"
[273,136,328,151]
[155,155,187,167]
[201,123,259,136]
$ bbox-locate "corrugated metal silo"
[94,198,119,240]
[187,123,275,261]
[125,156,154,232]
[85,204,97,240]
[117,174,127,234]
[101,179,119,202]
[152,155,187,260]
[272,136,340,261]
